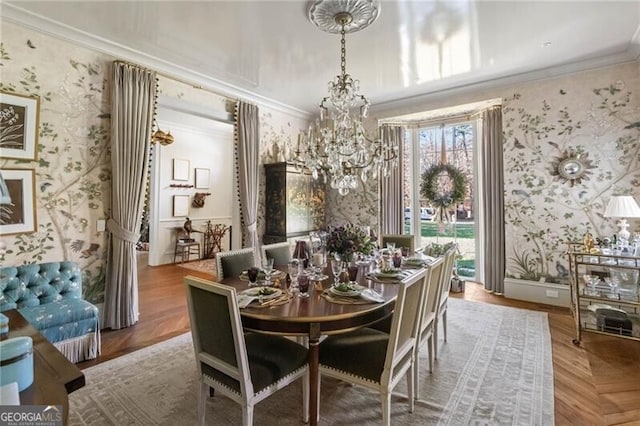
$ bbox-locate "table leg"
[308,323,321,426]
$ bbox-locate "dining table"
[221,264,419,426]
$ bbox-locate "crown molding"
[372,50,639,117]
[1,3,313,120]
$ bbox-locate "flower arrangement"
[326,224,375,259]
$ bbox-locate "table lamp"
[603,195,640,243]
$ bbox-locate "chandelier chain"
[340,25,347,82]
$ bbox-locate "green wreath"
[420,164,468,208]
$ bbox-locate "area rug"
[69,298,554,425]
[176,258,216,276]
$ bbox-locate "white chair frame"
[215,247,256,280]
[434,247,457,359]
[185,276,309,426]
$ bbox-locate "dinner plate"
[375,269,403,278]
[240,287,282,300]
[330,284,363,297]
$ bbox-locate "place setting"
[366,267,416,283]
[322,281,385,305]
[237,286,292,309]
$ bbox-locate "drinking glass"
[288,259,300,291]
[247,266,260,287]
[331,259,344,286]
[262,257,274,285]
[298,273,310,298]
[347,262,359,284]
[392,252,402,268]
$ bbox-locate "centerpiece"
[326,224,375,261]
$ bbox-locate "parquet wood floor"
[77,260,640,425]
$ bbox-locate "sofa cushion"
[18,298,99,331]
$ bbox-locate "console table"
[3,310,85,424]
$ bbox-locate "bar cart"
[567,242,640,345]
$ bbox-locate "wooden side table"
[3,309,85,425]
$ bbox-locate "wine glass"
[331,259,343,286]
[261,257,274,285]
[386,242,396,253]
[247,266,260,288]
[347,261,359,284]
[288,259,300,291]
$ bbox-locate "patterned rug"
[176,258,216,276]
[69,299,554,425]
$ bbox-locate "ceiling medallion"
[308,0,380,34]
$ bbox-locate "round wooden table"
[221,269,399,426]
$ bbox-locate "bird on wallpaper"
[513,138,525,149]
[511,189,531,203]
[556,261,569,278]
[81,244,100,259]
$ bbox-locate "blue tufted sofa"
[0,261,100,363]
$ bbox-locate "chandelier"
[294,0,398,195]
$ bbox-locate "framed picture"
[173,195,190,217]
[0,169,37,235]
[0,92,40,161]
[172,158,190,181]
[195,168,210,189]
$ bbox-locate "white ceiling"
[3,1,639,116]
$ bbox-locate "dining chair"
[413,256,445,400]
[184,276,309,426]
[215,247,256,280]
[433,246,457,359]
[380,234,415,252]
[318,269,428,425]
[261,241,291,266]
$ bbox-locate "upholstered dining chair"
[184,276,309,426]
[260,242,291,266]
[318,269,428,426]
[413,256,445,400]
[433,246,457,359]
[380,234,415,252]
[215,247,255,280]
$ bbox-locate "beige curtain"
[234,101,260,262]
[379,125,404,235]
[104,61,156,329]
[479,106,505,293]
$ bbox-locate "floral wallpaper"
[0,22,311,304]
[357,61,639,285]
[502,68,639,283]
[1,22,112,303]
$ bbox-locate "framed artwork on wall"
[195,168,210,189]
[0,91,40,161]
[0,169,37,235]
[173,158,190,181]
[173,195,190,217]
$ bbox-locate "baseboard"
[504,278,570,307]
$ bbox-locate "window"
[403,121,477,279]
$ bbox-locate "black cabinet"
[264,162,325,244]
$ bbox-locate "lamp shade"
[604,196,640,218]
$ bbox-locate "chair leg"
[198,382,208,426]
[407,364,415,413]
[242,404,254,426]
[380,392,392,426]
[443,309,448,342]
[427,335,434,372]
[413,347,420,401]
[302,370,310,423]
[434,320,439,360]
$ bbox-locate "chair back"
[418,256,445,335]
[381,234,415,252]
[436,246,457,310]
[381,269,427,385]
[215,247,256,280]
[184,276,253,398]
[261,242,291,266]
